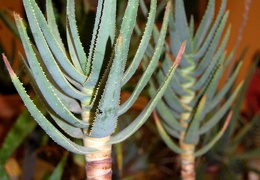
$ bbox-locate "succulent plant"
[2,0,186,178]
[142,0,244,179]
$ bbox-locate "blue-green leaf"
[119,2,171,115]
[3,55,95,154]
[199,82,243,134]
[121,0,156,86]
[109,38,185,144]
[90,35,124,138]
[85,0,116,88]
[184,95,207,144]
[15,14,88,128]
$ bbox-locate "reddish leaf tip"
[2,54,15,76]
[173,41,186,67]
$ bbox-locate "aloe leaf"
[208,62,242,112]
[46,0,65,53]
[169,17,189,68]
[223,51,254,148]
[119,2,171,115]
[22,1,87,99]
[0,105,38,164]
[153,111,184,154]
[3,55,95,154]
[189,61,223,109]
[85,0,116,88]
[109,40,185,144]
[195,112,232,157]
[193,0,215,50]
[184,95,207,145]
[160,79,186,113]
[162,121,180,138]
[90,35,124,138]
[14,15,88,128]
[199,82,243,134]
[0,10,19,38]
[191,0,227,61]
[26,0,87,84]
[229,114,259,148]
[66,0,87,71]
[149,81,184,131]
[194,25,230,78]
[203,65,223,105]
[118,0,139,70]
[19,53,83,114]
[158,67,187,97]
[121,0,156,86]
[174,0,192,53]
[48,152,69,180]
[193,12,229,73]
[50,113,84,139]
[189,15,195,39]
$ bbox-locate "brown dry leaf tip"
[13,12,21,20]
[174,41,186,67]
[2,54,15,76]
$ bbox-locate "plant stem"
[84,136,112,180]
[179,113,196,180]
[180,89,196,180]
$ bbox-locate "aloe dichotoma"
[143,0,244,179]
[2,0,186,179]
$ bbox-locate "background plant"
[141,0,245,179]
[2,0,187,179]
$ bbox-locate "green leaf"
[109,38,185,144]
[85,0,116,88]
[14,14,89,128]
[184,95,207,145]
[0,105,38,164]
[121,0,156,86]
[0,165,8,180]
[119,1,171,115]
[66,0,87,71]
[174,0,192,53]
[233,147,260,160]
[48,152,69,180]
[191,0,227,61]
[46,0,66,52]
[0,10,19,38]
[193,0,215,50]
[3,55,94,154]
[208,62,242,112]
[194,25,230,79]
[230,115,259,148]
[21,1,87,100]
[90,35,124,138]
[19,53,83,114]
[195,112,232,157]
[148,81,184,131]
[199,81,243,134]
[49,113,84,139]
[153,111,183,154]
[194,12,229,75]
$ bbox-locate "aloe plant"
[2,0,186,178]
[143,0,244,179]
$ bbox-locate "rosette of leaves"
[144,0,244,179]
[2,0,185,179]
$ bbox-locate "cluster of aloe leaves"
[200,53,260,179]
[2,0,187,178]
[2,0,255,179]
[142,0,243,178]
